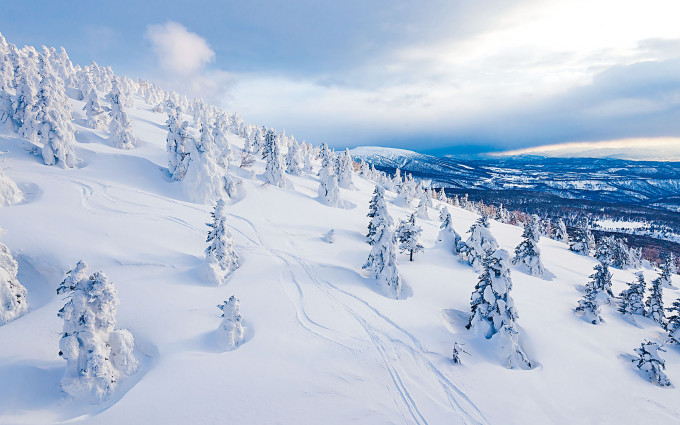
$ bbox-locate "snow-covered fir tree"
[83,88,108,130]
[262,129,285,187]
[363,186,402,298]
[466,249,532,369]
[451,342,468,365]
[57,262,138,401]
[303,143,314,173]
[666,297,680,345]
[575,262,612,324]
[34,54,77,167]
[416,190,430,220]
[660,252,676,287]
[633,341,671,387]
[205,199,239,285]
[0,238,28,325]
[166,111,192,181]
[569,223,593,256]
[460,214,499,272]
[106,78,135,149]
[318,150,340,207]
[644,276,665,324]
[322,229,335,243]
[618,272,646,316]
[11,73,38,140]
[396,213,424,261]
[0,167,24,206]
[285,140,302,176]
[512,215,544,277]
[437,206,461,254]
[553,218,569,243]
[337,148,354,189]
[217,295,244,351]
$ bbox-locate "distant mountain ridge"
[351,146,680,212]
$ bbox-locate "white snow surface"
[0,96,679,424]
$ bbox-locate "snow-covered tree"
[460,214,499,272]
[205,199,239,285]
[363,186,401,298]
[416,191,430,220]
[553,218,569,243]
[0,167,23,207]
[396,213,423,261]
[303,143,314,173]
[512,215,544,277]
[660,252,676,287]
[633,341,671,387]
[318,151,340,207]
[83,88,108,130]
[57,262,138,401]
[0,239,28,325]
[466,249,531,369]
[569,223,593,256]
[645,276,665,324]
[11,73,38,140]
[618,272,645,316]
[34,54,78,167]
[217,295,244,351]
[285,140,302,176]
[322,229,335,243]
[106,78,135,149]
[166,111,192,181]
[451,342,468,365]
[262,129,285,187]
[666,298,680,345]
[337,148,354,189]
[575,262,612,324]
[437,206,461,254]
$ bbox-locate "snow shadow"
[16,182,41,205]
[0,362,64,415]
[16,254,58,310]
[318,263,413,300]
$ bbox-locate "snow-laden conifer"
[645,276,665,324]
[106,78,135,149]
[0,167,23,207]
[569,223,593,256]
[575,261,613,324]
[460,214,499,272]
[660,252,676,287]
[286,140,302,176]
[466,249,531,369]
[83,88,108,130]
[666,298,680,345]
[0,238,28,325]
[396,213,423,261]
[262,129,285,187]
[512,215,544,277]
[35,53,77,167]
[553,218,569,243]
[618,272,645,316]
[205,199,239,285]
[217,295,244,350]
[633,341,671,387]
[166,111,192,181]
[57,262,138,401]
[318,152,340,207]
[363,186,401,298]
[437,206,461,254]
[337,148,354,189]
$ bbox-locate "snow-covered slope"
[1,96,680,425]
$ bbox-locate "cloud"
[146,21,215,75]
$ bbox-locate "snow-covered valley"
[0,37,680,425]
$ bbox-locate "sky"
[2,0,680,154]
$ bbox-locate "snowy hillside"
[1,38,680,425]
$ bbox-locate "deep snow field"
[0,95,679,425]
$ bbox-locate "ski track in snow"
[227,212,488,425]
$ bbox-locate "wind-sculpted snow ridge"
[0,34,680,425]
